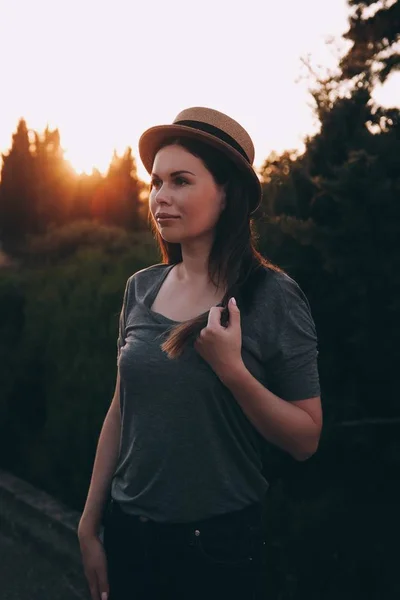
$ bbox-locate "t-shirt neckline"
[144,264,182,324]
[143,263,224,325]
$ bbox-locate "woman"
[78,107,322,600]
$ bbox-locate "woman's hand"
[78,529,109,600]
[194,297,244,385]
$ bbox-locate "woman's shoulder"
[248,265,311,323]
[259,266,308,304]
[131,262,170,279]
[126,262,169,282]
[248,265,317,357]
[125,262,171,293]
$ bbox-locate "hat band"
[175,120,250,163]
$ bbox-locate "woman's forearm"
[78,407,121,536]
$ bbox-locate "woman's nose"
[155,186,172,204]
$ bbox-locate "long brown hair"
[147,136,282,358]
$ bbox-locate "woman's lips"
[156,216,180,221]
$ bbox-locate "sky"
[0,0,398,181]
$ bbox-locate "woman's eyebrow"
[151,170,196,178]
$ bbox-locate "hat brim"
[138,124,262,214]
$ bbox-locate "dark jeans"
[103,499,267,600]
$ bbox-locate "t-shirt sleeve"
[117,277,131,364]
[267,274,321,402]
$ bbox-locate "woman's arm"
[221,365,322,461]
[78,371,122,538]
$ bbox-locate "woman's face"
[149,144,226,244]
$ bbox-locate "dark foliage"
[0,1,399,596]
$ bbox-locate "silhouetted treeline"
[254,4,400,594]
[256,0,400,429]
[0,124,148,256]
[0,1,399,598]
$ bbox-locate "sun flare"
[3,0,394,187]
[63,146,113,176]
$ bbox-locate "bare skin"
[78,374,121,600]
[150,145,322,463]
[150,262,225,322]
[78,142,322,600]
[78,144,226,600]
[149,144,227,320]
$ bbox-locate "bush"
[0,231,158,506]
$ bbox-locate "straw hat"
[138,107,262,214]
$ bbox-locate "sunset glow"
[0,0,398,181]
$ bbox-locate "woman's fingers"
[79,535,109,600]
[87,563,109,600]
[206,306,224,329]
[87,572,100,600]
[97,561,110,600]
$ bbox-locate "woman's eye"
[150,177,187,189]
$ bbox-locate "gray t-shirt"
[111,263,320,523]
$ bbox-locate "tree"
[92,147,145,229]
[341,0,400,84]
[0,119,38,253]
[31,126,76,230]
[257,0,400,422]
